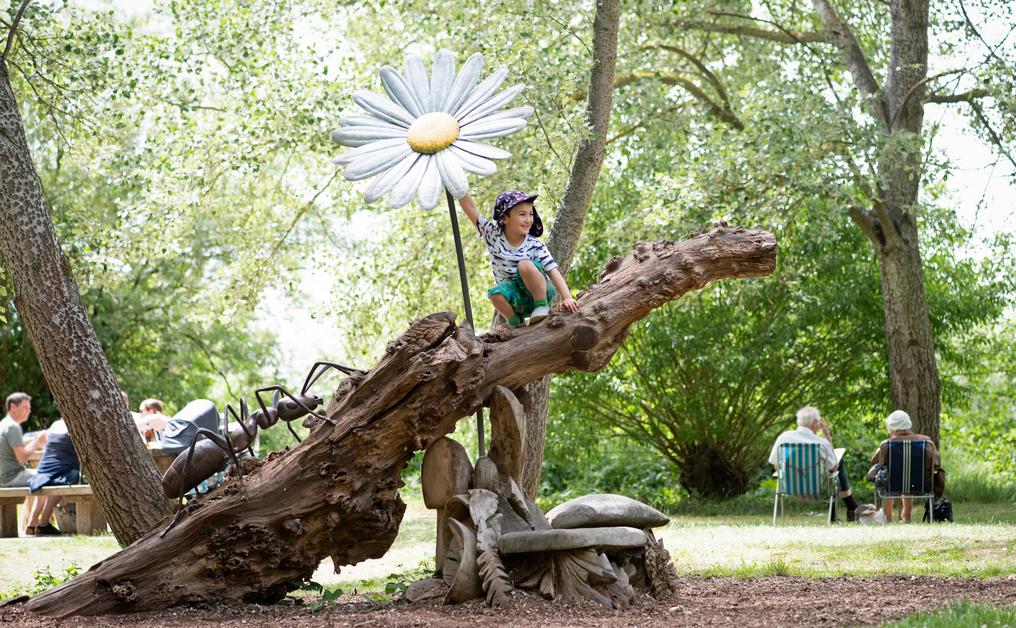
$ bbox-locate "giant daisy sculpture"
[330,49,533,209]
[330,49,533,456]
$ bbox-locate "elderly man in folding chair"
[769,406,860,524]
[870,410,941,523]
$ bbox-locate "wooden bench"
[0,485,107,537]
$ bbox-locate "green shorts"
[487,260,556,318]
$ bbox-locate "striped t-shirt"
[476,215,557,284]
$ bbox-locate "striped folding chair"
[773,442,837,525]
[876,440,933,521]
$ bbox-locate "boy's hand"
[561,298,579,313]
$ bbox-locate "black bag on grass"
[922,497,954,523]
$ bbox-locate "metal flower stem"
[446,190,485,457]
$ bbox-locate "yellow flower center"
[407,112,460,154]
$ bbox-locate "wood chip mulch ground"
[3,575,1015,627]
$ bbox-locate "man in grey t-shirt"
[1,392,47,487]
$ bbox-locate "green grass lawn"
[884,600,1016,627]
[3,495,1014,603]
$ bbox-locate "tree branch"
[958,0,1007,68]
[571,71,744,131]
[1,0,31,64]
[811,0,887,125]
[888,69,964,130]
[678,19,831,44]
[925,88,989,104]
[847,205,885,247]
[967,99,1016,171]
[643,43,733,110]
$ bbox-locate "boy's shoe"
[529,305,551,324]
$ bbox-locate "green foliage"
[338,559,435,604]
[550,204,890,498]
[1,0,1011,499]
[938,444,1016,504]
[886,600,1016,628]
[380,559,435,600]
[297,580,344,612]
[1,562,83,600]
[1,0,363,423]
[30,563,82,594]
[538,439,684,513]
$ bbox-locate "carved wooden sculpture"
[26,226,775,616]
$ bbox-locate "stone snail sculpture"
[159,361,360,535]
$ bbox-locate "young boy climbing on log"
[458,190,579,327]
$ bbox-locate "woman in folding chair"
[769,406,861,523]
[870,410,941,523]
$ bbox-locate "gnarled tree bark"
[25,225,775,616]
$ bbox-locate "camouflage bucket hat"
[492,190,543,237]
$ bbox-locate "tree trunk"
[819,0,941,443]
[0,62,171,544]
[876,233,940,443]
[26,226,776,616]
[876,1,940,443]
[521,0,620,497]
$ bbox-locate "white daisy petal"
[451,140,512,160]
[436,150,469,199]
[404,55,433,113]
[417,157,444,209]
[342,144,413,181]
[337,114,403,130]
[442,53,484,114]
[332,137,409,164]
[380,67,424,118]
[477,105,534,123]
[449,145,498,176]
[389,154,430,207]
[454,68,509,120]
[429,49,457,114]
[458,118,529,141]
[458,85,527,127]
[352,90,415,127]
[365,153,419,203]
[331,126,408,147]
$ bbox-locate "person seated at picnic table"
[870,410,941,523]
[134,398,169,443]
[769,406,860,522]
[0,393,47,489]
[25,418,81,535]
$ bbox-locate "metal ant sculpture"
[159,361,359,535]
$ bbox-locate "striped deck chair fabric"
[885,440,929,496]
[778,443,829,497]
[773,442,836,525]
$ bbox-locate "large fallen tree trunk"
[26,226,775,616]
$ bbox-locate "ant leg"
[302,361,360,394]
[253,388,278,430]
[286,421,302,443]
[240,398,258,457]
[225,401,257,458]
